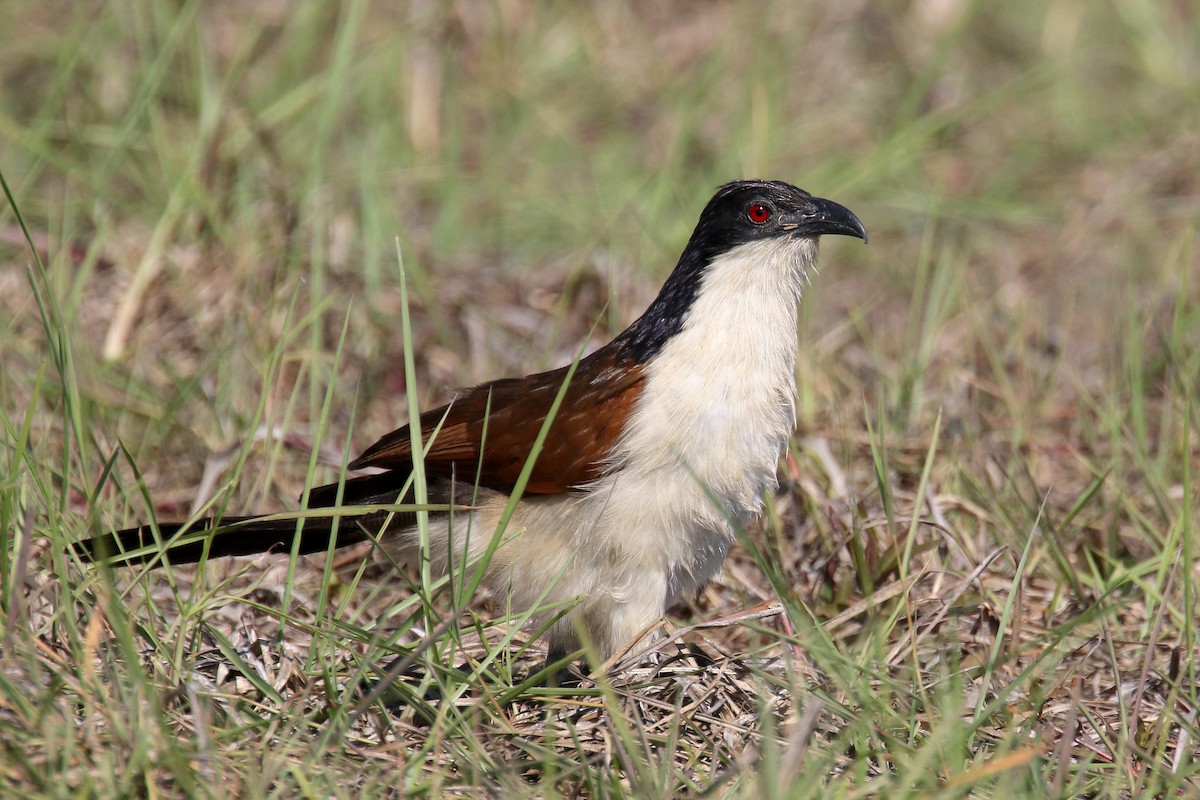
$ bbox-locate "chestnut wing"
[349,351,644,494]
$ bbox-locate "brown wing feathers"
[78,347,645,564]
[349,350,645,495]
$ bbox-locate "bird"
[76,179,867,664]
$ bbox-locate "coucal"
[77,179,867,662]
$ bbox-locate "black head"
[686,180,867,263]
[613,179,866,363]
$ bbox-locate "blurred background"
[2,1,1196,456]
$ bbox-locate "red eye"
[747,203,772,224]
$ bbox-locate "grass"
[2,0,1199,796]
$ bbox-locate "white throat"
[616,235,815,510]
[582,234,819,603]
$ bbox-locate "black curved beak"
[786,196,868,244]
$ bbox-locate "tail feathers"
[75,473,479,567]
[75,514,374,566]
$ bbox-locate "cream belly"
[380,484,730,659]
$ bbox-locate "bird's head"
[615,180,866,363]
[687,179,867,262]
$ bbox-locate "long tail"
[74,515,376,565]
[75,472,415,566]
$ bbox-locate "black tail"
[74,514,377,565]
[75,472,418,566]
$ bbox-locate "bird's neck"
[611,236,818,517]
[611,248,707,365]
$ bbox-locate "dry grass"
[2,0,1199,797]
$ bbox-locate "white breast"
[593,235,816,597]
